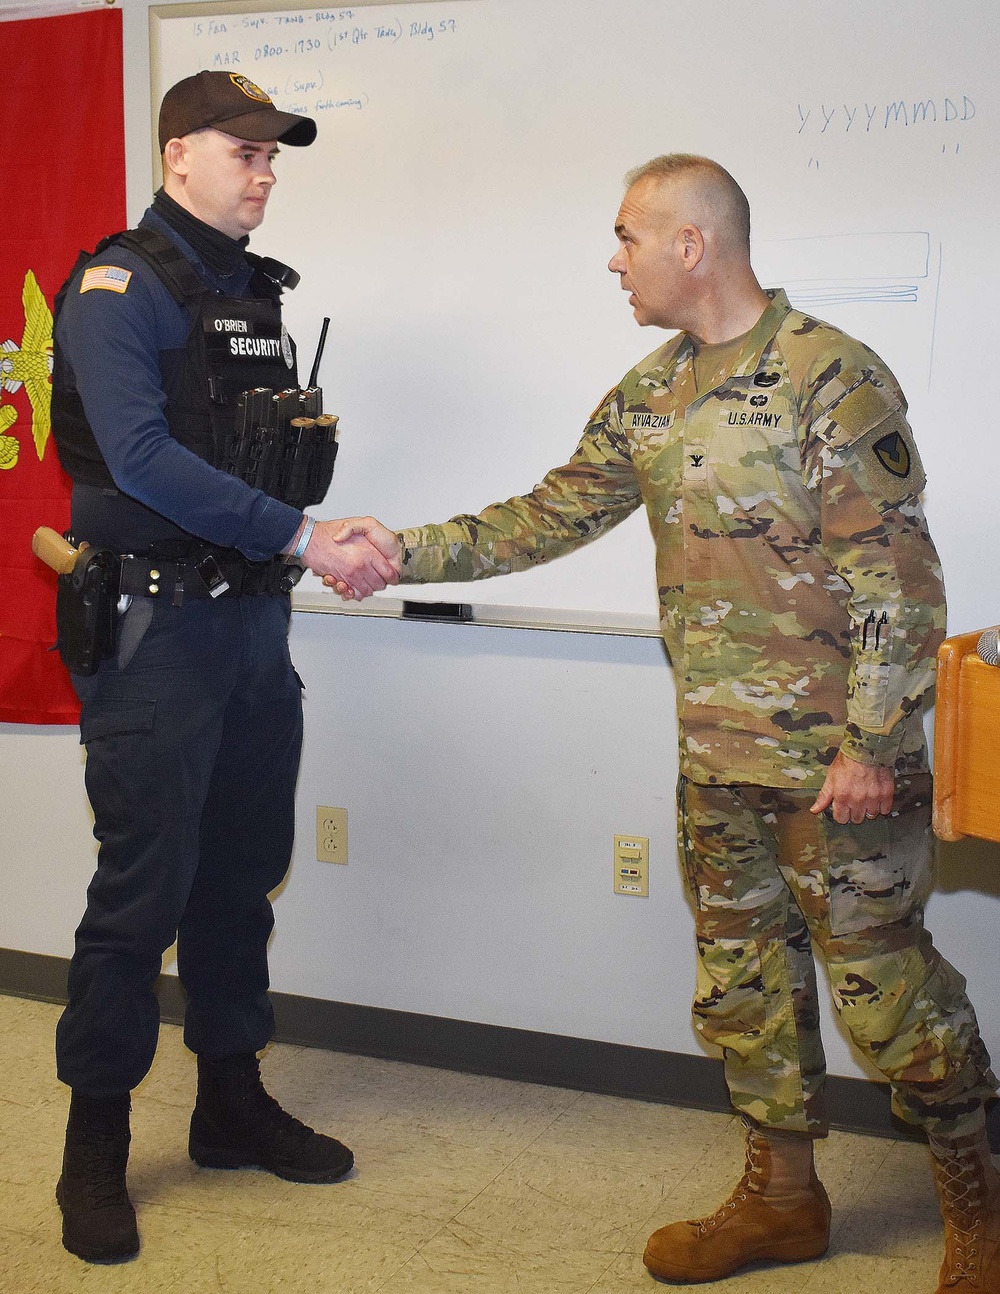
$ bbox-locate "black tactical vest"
[52,226,298,490]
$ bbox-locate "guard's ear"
[162,136,190,179]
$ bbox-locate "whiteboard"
[151,0,1000,632]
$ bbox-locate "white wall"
[3,0,1000,1091]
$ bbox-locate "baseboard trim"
[0,947,924,1140]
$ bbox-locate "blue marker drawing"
[754,231,942,385]
[754,231,930,307]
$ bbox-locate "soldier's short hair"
[624,154,751,253]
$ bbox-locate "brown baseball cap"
[158,71,316,151]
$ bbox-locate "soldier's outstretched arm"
[364,388,642,592]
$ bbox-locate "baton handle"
[32,526,80,576]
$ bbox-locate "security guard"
[339,155,1000,1293]
[50,72,397,1263]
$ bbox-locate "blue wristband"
[290,515,316,561]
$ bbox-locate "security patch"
[873,430,911,478]
[80,266,132,294]
[230,74,271,103]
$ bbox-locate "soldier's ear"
[678,224,705,273]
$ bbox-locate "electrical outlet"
[613,834,648,896]
[316,806,348,864]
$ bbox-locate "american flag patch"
[80,265,132,294]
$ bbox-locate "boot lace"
[695,1129,767,1235]
[77,1130,131,1210]
[225,1067,317,1149]
[252,1088,317,1148]
[936,1152,986,1285]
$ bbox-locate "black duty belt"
[118,552,302,604]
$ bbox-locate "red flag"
[0,9,125,723]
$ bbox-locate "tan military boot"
[642,1123,831,1283]
[930,1128,1000,1292]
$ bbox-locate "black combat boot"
[56,1091,139,1262]
[189,1052,354,1183]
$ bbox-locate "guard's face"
[175,129,280,240]
[608,178,688,330]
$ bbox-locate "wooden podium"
[934,628,1000,842]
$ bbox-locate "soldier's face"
[171,129,280,240]
[609,178,692,329]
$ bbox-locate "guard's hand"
[809,749,894,824]
[302,518,400,601]
[318,517,402,600]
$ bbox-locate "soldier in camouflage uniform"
[331,155,999,1291]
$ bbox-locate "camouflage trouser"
[678,774,996,1137]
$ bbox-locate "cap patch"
[229,75,271,104]
[80,266,132,295]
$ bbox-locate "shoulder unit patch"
[873,429,911,478]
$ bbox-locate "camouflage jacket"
[398,290,946,788]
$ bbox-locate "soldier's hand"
[809,749,894,824]
[302,518,400,601]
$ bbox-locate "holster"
[55,546,121,676]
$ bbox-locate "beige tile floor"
[0,993,951,1293]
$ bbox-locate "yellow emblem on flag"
[0,269,53,466]
[0,406,17,470]
[80,265,132,295]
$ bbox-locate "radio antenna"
[308,316,330,389]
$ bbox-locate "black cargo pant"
[56,593,302,1097]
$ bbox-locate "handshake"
[286,515,401,601]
